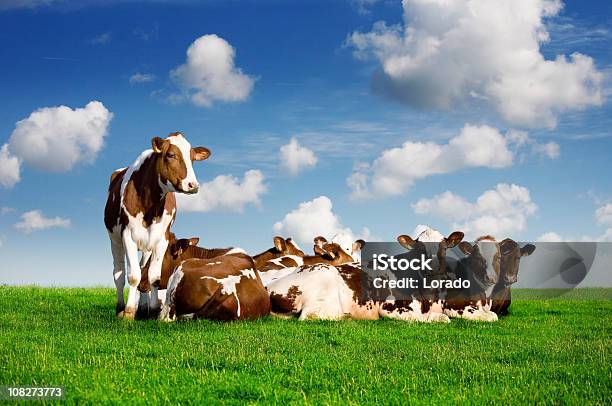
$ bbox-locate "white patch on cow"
[205,261,222,266]
[159,265,184,322]
[445,300,498,322]
[477,238,499,284]
[226,247,246,255]
[168,133,199,193]
[269,255,304,267]
[120,150,153,199]
[200,268,256,317]
[260,266,299,287]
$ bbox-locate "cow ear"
[353,239,365,252]
[189,237,199,246]
[314,236,327,248]
[458,241,473,255]
[397,235,416,249]
[273,236,286,252]
[191,146,211,161]
[521,244,536,257]
[445,231,464,248]
[152,137,167,154]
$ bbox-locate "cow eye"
[167,152,176,159]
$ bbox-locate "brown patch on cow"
[118,152,176,229]
[270,285,302,314]
[171,255,270,321]
[104,168,128,231]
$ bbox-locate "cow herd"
[104,132,535,323]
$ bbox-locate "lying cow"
[386,229,464,321]
[136,232,244,317]
[159,253,270,322]
[104,132,210,318]
[490,239,535,315]
[444,236,502,321]
[267,228,463,322]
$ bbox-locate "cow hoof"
[119,308,136,320]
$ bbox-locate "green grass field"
[0,286,610,404]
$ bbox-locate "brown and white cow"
[444,235,503,321]
[136,232,245,317]
[104,132,210,319]
[159,253,271,322]
[490,239,535,315]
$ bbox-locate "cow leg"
[147,240,168,314]
[122,231,141,320]
[136,250,153,317]
[110,237,126,315]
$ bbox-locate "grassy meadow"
[0,286,610,404]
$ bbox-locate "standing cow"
[104,132,210,319]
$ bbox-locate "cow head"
[152,132,210,195]
[313,242,356,266]
[315,234,366,263]
[397,230,464,271]
[458,236,501,286]
[273,236,306,257]
[499,238,536,286]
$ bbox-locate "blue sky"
[0,0,611,285]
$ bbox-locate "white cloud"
[90,32,112,45]
[273,195,369,247]
[129,73,156,84]
[347,0,603,128]
[412,184,537,239]
[170,34,255,107]
[177,170,267,212]
[1,207,15,215]
[0,144,22,188]
[279,137,318,176]
[507,130,560,159]
[537,231,564,242]
[348,124,513,199]
[595,203,612,226]
[14,210,71,234]
[8,101,113,173]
